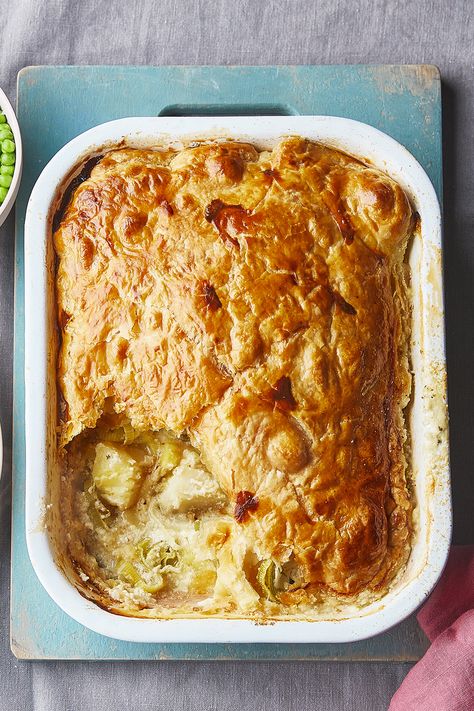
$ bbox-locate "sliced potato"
[157,451,227,514]
[191,560,217,594]
[92,442,145,510]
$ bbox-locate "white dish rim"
[24,115,450,644]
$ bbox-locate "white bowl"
[24,116,451,643]
[0,87,22,228]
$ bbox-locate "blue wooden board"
[12,64,441,660]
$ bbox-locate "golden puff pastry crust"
[55,137,414,610]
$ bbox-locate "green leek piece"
[84,476,110,528]
[137,538,179,571]
[87,501,107,529]
[98,423,138,444]
[136,537,153,566]
[257,559,280,602]
[159,441,183,470]
[117,560,141,586]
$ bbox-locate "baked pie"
[54,136,414,618]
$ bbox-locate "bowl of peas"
[0,87,22,228]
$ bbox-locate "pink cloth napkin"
[390,546,474,711]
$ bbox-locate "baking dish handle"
[158,103,299,116]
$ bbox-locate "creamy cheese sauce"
[65,427,266,612]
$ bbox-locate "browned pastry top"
[55,137,413,598]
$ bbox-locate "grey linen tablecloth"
[0,1,472,709]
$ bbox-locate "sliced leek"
[257,559,281,602]
[159,441,183,471]
[136,538,179,571]
[96,422,138,444]
[117,560,141,585]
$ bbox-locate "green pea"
[1,152,15,165]
[0,165,14,175]
[1,139,15,154]
[0,186,8,202]
[0,174,12,188]
[0,114,6,124]
[0,129,13,140]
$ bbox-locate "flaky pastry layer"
[54,137,414,617]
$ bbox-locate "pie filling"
[65,421,303,615]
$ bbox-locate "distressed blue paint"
[12,65,441,660]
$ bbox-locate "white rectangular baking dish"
[24,116,450,643]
